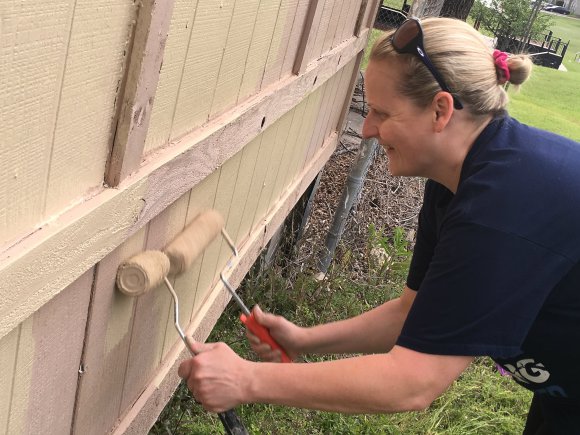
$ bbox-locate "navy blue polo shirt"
[398,116,580,400]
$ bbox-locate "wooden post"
[293,0,325,75]
[106,0,175,187]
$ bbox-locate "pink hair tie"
[493,49,510,84]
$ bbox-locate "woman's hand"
[178,341,254,413]
[246,305,305,362]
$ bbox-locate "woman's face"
[362,59,438,177]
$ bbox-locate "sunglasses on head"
[391,18,463,110]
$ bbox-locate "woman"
[179,17,580,434]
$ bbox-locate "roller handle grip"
[184,339,248,434]
[240,313,292,363]
[218,409,249,435]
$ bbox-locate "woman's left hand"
[178,341,254,413]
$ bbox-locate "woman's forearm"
[299,287,416,355]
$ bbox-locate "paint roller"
[116,209,291,362]
[115,210,291,434]
[116,210,248,434]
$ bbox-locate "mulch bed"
[294,76,425,280]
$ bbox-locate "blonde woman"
[179,18,580,434]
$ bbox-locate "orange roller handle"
[240,313,292,363]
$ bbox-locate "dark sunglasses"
[391,18,463,110]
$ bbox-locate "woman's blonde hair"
[370,17,533,116]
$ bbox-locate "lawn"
[151,14,578,435]
[507,14,580,141]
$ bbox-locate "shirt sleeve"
[406,181,452,291]
[398,221,574,359]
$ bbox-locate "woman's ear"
[431,92,454,132]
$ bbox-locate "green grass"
[507,14,580,141]
[152,231,531,434]
[151,16,580,435]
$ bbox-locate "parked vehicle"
[542,5,571,14]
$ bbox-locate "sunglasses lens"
[393,20,420,51]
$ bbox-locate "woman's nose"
[361,117,378,139]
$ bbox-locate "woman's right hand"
[245,305,305,362]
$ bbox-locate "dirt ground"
[295,75,425,279]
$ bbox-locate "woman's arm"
[179,341,473,414]
[299,286,417,355]
[251,286,417,360]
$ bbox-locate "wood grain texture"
[332,0,351,47]
[237,127,278,246]
[120,196,190,414]
[0,30,369,342]
[111,129,340,435]
[45,0,138,217]
[280,0,311,78]
[72,229,147,435]
[209,0,261,118]
[171,0,235,141]
[282,85,324,193]
[310,0,335,62]
[25,268,94,435]
[292,0,323,74]
[322,0,342,54]
[163,171,220,356]
[0,326,19,434]
[0,0,76,247]
[106,0,176,186]
[237,0,282,104]
[253,105,303,233]
[261,0,301,88]
[267,94,312,210]
[194,153,242,313]
[143,0,200,154]
[6,317,33,435]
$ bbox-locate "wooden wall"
[0,0,379,433]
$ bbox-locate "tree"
[440,0,476,20]
[470,0,554,46]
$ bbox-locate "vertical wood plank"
[292,0,324,75]
[164,171,220,354]
[237,127,279,245]
[270,97,310,215]
[0,326,19,434]
[323,65,348,138]
[72,229,147,435]
[280,0,310,78]
[171,0,235,141]
[219,135,263,260]
[144,0,200,154]
[209,0,261,118]
[45,0,139,217]
[332,0,351,47]
[106,0,176,187]
[6,318,33,435]
[0,0,75,247]
[321,0,342,54]
[25,268,94,435]
[261,0,300,88]
[335,56,361,136]
[310,0,335,61]
[354,0,369,37]
[302,76,336,170]
[193,153,242,313]
[120,195,190,414]
[237,0,282,104]
[283,87,323,190]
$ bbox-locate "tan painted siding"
[0,0,374,432]
[0,0,138,247]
